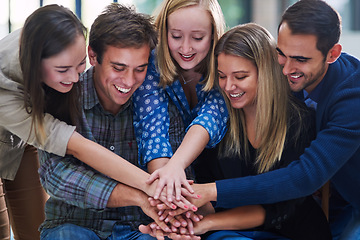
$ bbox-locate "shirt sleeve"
[0,88,75,157]
[215,75,360,209]
[133,52,172,166]
[188,87,228,148]
[38,150,116,210]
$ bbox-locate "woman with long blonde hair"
[133,0,228,203]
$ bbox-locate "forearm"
[66,132,152,194]
[170,125,209,169]
[39,151,116,209]
[147,157,170,174]
[196,205,265,234]
[107,183,147,208]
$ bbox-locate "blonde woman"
[133,0,228,202]
[140,23,331,240]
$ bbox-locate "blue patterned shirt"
[38,67,151,239]
[133,51,228,166]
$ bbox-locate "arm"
[133,51,173,167]
[107,182,172,233]
[39,151,117,209]
[194,205,266,235]
[66,131,154,195]
[216,78,360,208]
[148,87,229,201]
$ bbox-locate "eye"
[135,67,147,73]
[194,37,203,41]
[57,69,68,73]
[171,34,181,40]
[296,58,308,63]
[218,72,226,79]
[235,76,246,80]
[114,66,126,72]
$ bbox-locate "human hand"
[139,222,201,240]
[166,183,216,217]
[146,161,194,202]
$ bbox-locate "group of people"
[0,0,359,240]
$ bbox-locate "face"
[167,5,212,70]
[217,53,258,113]
[41,35,86,93]
[277,22,328,93]
[89,44,150,115]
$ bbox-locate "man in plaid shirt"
[38,4,178,240]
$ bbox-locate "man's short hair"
[279,0,341,57]
[89,3,158,63]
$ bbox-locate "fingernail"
[197,195,201,198]
[192,206,197,211]
[172,204,176,209]
[184,205,188,209]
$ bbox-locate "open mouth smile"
[114,84,131,93]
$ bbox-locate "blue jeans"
[205,230,290,240]
[40,223,157,240]
[339,209,360,240]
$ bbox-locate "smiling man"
[275,1,360,239]
[37,4,165,240]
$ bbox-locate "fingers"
[166,181,175,202]
[146,171,160,185]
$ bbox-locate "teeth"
[181,54,193,58]
[61,82,72,85]
[291,74,303,79]
[114,84,131,93]
[230,92,244,98]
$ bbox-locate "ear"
[326,43,342,64]
[88,46,97,66]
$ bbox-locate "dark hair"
[279,0,341,57]
[19,4,87,143]
[89,3,158,64]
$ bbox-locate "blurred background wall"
[0,0,359,58]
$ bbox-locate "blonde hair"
[154,0,225,90]
[215,23,303,173]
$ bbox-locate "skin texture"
[88,45,150,115]
[148,4,213,203]
[41,35,86,93]
[276,22,329,94]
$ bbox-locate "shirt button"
[110,146,115,151]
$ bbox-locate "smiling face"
[277,22,328,93]
[167,5,212,71]
[218,53,258,113]
[41,35,86,93]
[89,44,150,115]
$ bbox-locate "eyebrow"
[55,56,87,69]
[276,47,311,61]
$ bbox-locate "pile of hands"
[140,168,215,240]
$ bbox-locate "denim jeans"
[205,230,290,240]
[339,209,360,240]
[40,223,157,240]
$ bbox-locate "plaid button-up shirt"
[38,67,152,239]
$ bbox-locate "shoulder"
[0,29,23,86]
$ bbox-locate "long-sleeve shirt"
[133,51,228,166]
[38,67,150,239]
[195,98,331,239]
[215,53,360,212]
[0,29,75,180]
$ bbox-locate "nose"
[282,59,296,76]
[222,77,236,92]
[181,37,192,53]
[123,69,136,87]
[68,69,79,83]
